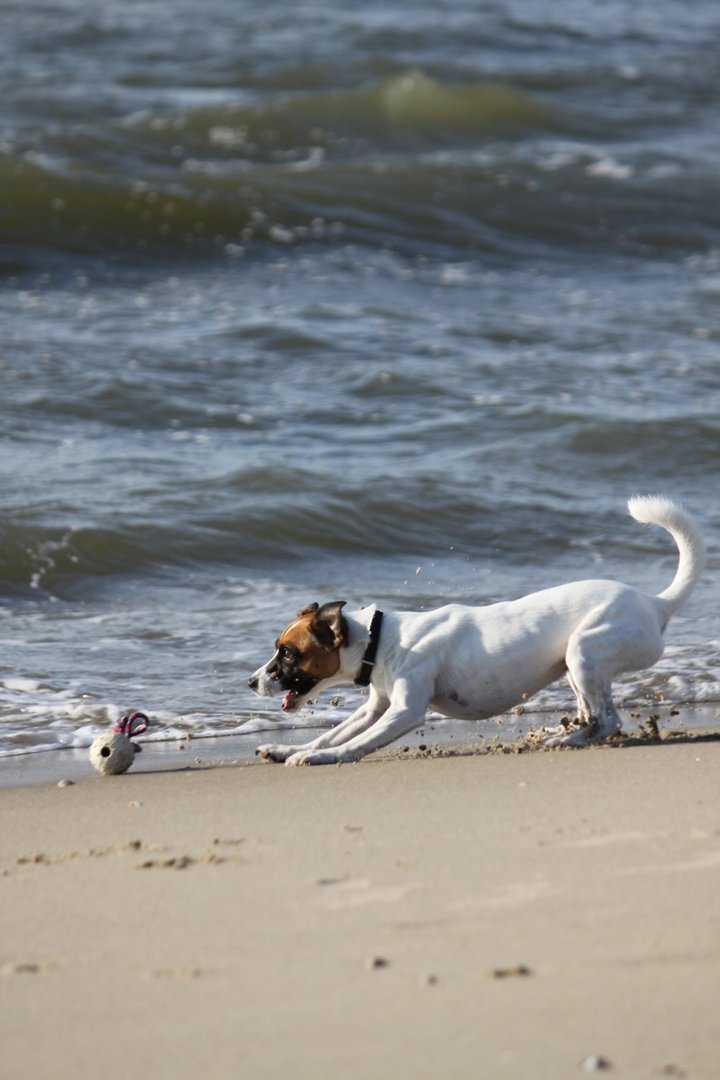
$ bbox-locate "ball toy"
[89,712,149,776]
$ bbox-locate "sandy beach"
[2,724,719,1080]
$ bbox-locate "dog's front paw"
[285,748,345,766]
[257,743,297,763]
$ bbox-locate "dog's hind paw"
[543,727,593,749]
[542,715,614,748]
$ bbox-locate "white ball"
[89,732,136,775]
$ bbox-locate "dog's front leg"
[286,676,431,766]
[257,693,388,763]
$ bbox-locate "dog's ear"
[297,602,320,617]
[311,601,348,651]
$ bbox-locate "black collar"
[354,609,384,687]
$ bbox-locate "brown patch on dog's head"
[270,601,349,710]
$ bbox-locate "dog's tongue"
[282,690,298,712]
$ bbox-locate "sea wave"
[2,463,716,596]
[0,499,523,592]
[3,69,719,263]
[144,69,552,150]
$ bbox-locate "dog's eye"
[279,645,296,663]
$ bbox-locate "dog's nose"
[248,675,258,691]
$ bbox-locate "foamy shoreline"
[1,702,719,790]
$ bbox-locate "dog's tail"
[628,495,706,616]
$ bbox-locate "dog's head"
[248,601,349,713]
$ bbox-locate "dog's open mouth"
[282,690,299,712]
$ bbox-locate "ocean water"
[1,0,719,763]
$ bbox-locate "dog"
[248,495,705,765]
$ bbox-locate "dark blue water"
[1,0,718,760]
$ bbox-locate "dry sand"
[2,728,720,1080]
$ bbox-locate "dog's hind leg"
[545,626,629,748]
[546,609,664,747]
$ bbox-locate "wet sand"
[2,723,719,1079]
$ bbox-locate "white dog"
[249,496,704,765]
